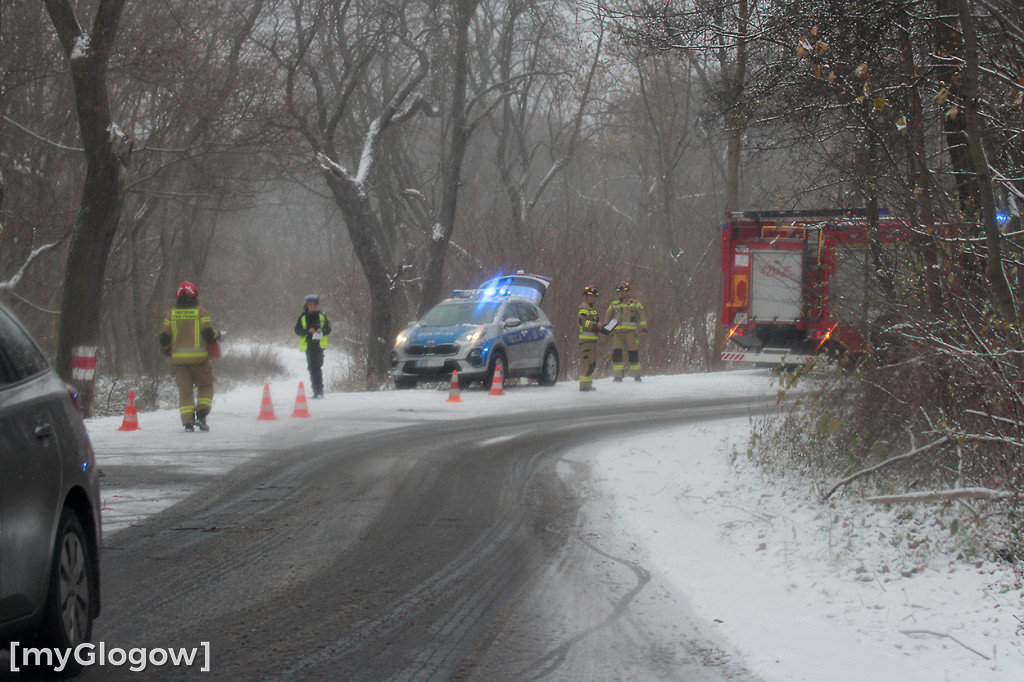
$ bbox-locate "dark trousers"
[306,347,325,395]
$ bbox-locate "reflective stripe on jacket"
[162,306,215,365]
[605,296,647,333]
[578,302,600,342]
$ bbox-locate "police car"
[391,272,559,389]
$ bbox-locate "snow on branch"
[821,436,950,501]
[71,33,90,60]
[866,488,1014,504]
[2,115,83,152]
[964,409,1024,430]
[315,151,353,181]
[356,119,380,185]
[0,243,59,291]
[392,95,438,126]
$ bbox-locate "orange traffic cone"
[291,381,311,418]
[117,389,141,431]
[257,382,277,420]
[446,371,462,403]
[489,363,505,396]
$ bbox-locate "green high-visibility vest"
[299,313,329,351]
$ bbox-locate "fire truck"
[719,209,910,366]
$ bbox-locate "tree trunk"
[419,0,479,316]
[45,0,129,415]
[723,0,748,212]
[955,0,1018,321]
[712,0,748,371]
[899,19,943,314]
[321,169,398,388]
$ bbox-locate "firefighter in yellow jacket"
[604,281,647,382]
[160,281,220,432]
[578,285,601,391]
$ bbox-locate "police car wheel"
[486,352,507,389]
[538,347,559,386]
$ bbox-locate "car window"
[0,307,51,386]
[420,300,501,326]
[502,302,523,321]
[503,301,535,323]
[518,302,539,322]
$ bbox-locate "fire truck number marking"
[760,264,794,279]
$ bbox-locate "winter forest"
[1,2,1023,561]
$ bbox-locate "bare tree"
[953,0,1018,322]
[484,2,605,260]
[267,0,441,387]
[44,0,130,414]
[417,0,483,315]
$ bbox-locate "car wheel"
[394,378,417,390]
[538,347,559,386]
[35,508,96,662]
[486,352,507,389]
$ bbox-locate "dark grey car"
[0,303,101,676]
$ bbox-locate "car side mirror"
[503,317,522,328]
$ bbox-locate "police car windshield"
[420,299,501,326]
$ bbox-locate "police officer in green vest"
[294,294,332,398]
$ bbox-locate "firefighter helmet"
[177,281,198,297]
[615,281,630,292]
[583,285,599,296]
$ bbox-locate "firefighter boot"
[195,407,210,432]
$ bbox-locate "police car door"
[500,300,529,371]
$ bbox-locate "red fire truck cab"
[720,209,909,366]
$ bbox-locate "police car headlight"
[460,327,485,343]
[395,331,409,346]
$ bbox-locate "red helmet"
[177,281,198,297]
[583,285,599,296]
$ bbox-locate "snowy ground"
[85,343,1024,681]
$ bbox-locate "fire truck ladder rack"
[724,208,887,221]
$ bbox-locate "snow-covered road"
[78,356,1023,681]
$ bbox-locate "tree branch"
[822,436,950,500]
[0,243,61,291]
[867,488,1014,504]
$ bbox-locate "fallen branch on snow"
[865,488,1014,504]
[821,436,950,501]
[900,629,990,660]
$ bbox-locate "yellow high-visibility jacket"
[605,296,647,333]
[578,302,600,342]
[161,305,217,365]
